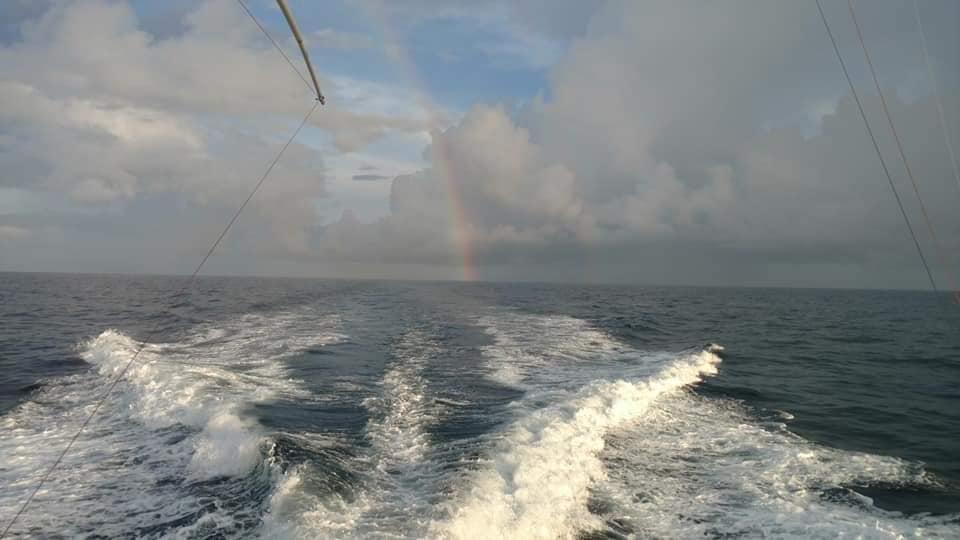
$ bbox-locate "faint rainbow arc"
[358,2,478,281]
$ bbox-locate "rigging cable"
[0,94,320,540]
[2,2,327,536]
[813,0,937,293]
[912,0,960,195]
[847,0,959,302]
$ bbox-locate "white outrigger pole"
[276,0,325,104]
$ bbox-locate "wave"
[5,304,955,539]
[363,329,439,469]
[593,390,958,538]
[0,308,343,538]
[479,312,639,389]
[437,311,958,539]
[433,346,722,539]
[262,328,446,539]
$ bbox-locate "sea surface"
[1,272,958,539]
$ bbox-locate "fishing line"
[0,100,320,539]
[814,0,937,294]
[848,0,959,302]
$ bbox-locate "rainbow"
[359,4,478,281]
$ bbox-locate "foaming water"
[0,307,343,537]
[435,348,722,539]
[3,276,958,538]
[365,329,439,469]
[594,392,959,538]
[263,328,445,539]
[479,312,633,388]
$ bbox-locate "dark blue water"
[1,272,958,538]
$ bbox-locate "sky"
[0,0,958,288]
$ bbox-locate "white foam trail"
[188,410,264,479]
[596,391,959,538]
[364,329,438,469]
[263,465,373,539]
[0,308,343,537]
[434,348,722,540]
[262,329,444,539]
[78,327,287,482]
[479,313,632,388]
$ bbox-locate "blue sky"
[185,0,562,223]
[132,0,559,111]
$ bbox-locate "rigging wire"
[3,5,324,535]
[0,100,320,539]
[912,0,960,195]
[847,0,959,302]
[813,0,937,293]
[237,0,315,97]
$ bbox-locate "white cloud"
[360,0,586,69]
[1,0,428,145]
[311,0,960,287]
[0,0,432,261]
[2,0,959,287]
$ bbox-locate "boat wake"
[0,308,342,538]
[435,346,722,539]
[2,308,957,539]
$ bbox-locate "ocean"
[1,272,958,538]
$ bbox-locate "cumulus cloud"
[2,0,959,287]
[315,0,960,287]
[0,0,429,262]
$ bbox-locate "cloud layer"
[0,0,427,267]
[317,0,960,287]
[2,0,959,288]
